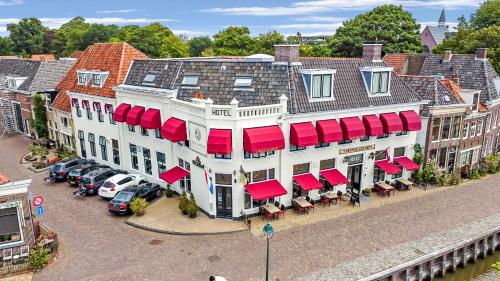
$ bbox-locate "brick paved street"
[1,135,500,281]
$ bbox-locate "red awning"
[71,98,79,107]
[316,119,343,143]
[161,117,187,142]
[243,125,285,153]
[399,111,422,131]
[126,106,145,126]
[375,160,402,175]
[159,166,190,184]
[104,104,113,113]
[207,129,232,154]
[340,117,366,139]
[92,101,101,111]
[81,100,89,108]
[113,103,131,122]
[380,113,404,134]
[290,122,318,147]
[319,169,349,186]
[362,115,384,137]
[394,156,420,171]
[140,108,162,129]
[293,173,323,191]
[245,179,287,201]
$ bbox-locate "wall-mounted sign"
[188,121,207,156]
[192,156,205,169]
[212,109,231,117]
[339,144,375,155]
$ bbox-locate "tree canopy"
[0,37,14,55]
[213,26,256,56]
[7,18,48,56]
[254,31,285,55]
[188,36,213,57]
[470,0,500,29]
[329,5,423,57]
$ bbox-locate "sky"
[0,0,481,38]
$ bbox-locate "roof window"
[360,67,393,96]
[91,72,109,88]
[142,73,157,84]
[235,75,253,87]
[181,74,199,86]
[300,69,336,101]
[77,71,90,86]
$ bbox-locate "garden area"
[22,138,75,172]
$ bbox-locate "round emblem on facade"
[195,128,201,141]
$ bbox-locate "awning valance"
[316,119,343,143]
[380,113,404,134]
[290,122,318,147]
[319,169,349,186]
[340,117,366,140]
[243,125,285,153]
[159,166,190,184]
[375,160,402,175]
[399,111,422,131]
[362,115,384,137]
[394,156,420,171]
[161,117,187,142]
[113,103,131,122]
[92,101,101,111]
[293,173,323,191]
[81,100,90,108]
[245,179,287,201]
[71,98,79,107]
[126,106,145,126]
[207,129,232,155]
[140,108,162,129]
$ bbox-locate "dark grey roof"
[0,59,41,92]
[29,59,75,92]
[426,26,447,45]
[438,9,446,24]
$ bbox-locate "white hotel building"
[70,44,426,219]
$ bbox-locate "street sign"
[33,195,43,207]
[36,206,45,216]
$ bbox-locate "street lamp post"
[263,223,274,281]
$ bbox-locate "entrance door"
[347,164,362,194]
[216,185,232,218]
[12,103,24,133]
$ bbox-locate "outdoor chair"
[292,199,306,214]
[320,195,330,207]
[305,196,315,212]
[20,246,29,259]
[259,206,274,221]
[2,248,12,264]
[278,204,285,218]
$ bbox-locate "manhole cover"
[207,255,221,262]
[149,239,162,245]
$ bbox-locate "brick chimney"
[274,45,300,64]
[362,44,383,62]
[443,49,452,62]
[475,48,487,60]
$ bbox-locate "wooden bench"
[396,178,413,191]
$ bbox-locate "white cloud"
[0,0,22,6]
[96,9,138,14]
[293,16,346,22]
[172,29,208,38]
[272,23,342,30]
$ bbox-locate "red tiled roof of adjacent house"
[69,51,83,59]
[52,43,148,112]
[383,54,408,74]
[31,54,56,61]
[440,79,465,103]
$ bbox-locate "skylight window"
[143,73,157,84]
[235,75,253,87]
[443,95,451,102]
[181,75,199,86]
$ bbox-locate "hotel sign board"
[188,121,207,156]
[339,144,375,155]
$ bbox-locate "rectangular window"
[471,148,479,164]
[143,148,152,175]
[441,117,451,140]
[112,139,120,165]
[130,144,138,170]
[178,158,191,193]
[432,118,441,141]
[84,102,92,120]
[360,136,370,141]
[91,73,106,87]
[0,206,22,246]
[244,168,276,209]
[460,151,469,167]
[393,147,405,157]
[438,147,447,169]
[339,139,353,145]
[315,142,330,148]
[99,136,107,161]
[310,74,332,99]
[95,103,104,123]
[61,117,68,127]
[141,127,149,136]
[290,144,306,152]
[156,152,166,175]
[447,146,457,172]
[244,150,275,159]
[215,153,232,159]
[106,105,115,125]
[292,163,310,198]
[78,130,86,158]
[375,150,387,161]
[371,71,390,94]
[373,166,386,183]
[319,158,335,171]
[88,133,96,157]
[143,73,157,84]
[155,128,162,139]
[429,149,437,165]
[470,121,477,137]
[462,122,469,139]
[476,120,483,136]
[377,133,389,139]
[472,93,479,111]
[181,75,199,86]
[128,125,135,132]
[77,72,87,85]
[234,75,253,87]
[451,116,461,138]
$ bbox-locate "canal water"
[435,251,499,281]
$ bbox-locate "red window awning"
[362,115,384,137]
[113,103,131,122]
[161,117,187,142]
[81,100,90,108]
[340,117,366,140]
[140,108,162,129]
[245,179,287,201]
[126,106,145,126]
[290,122,318,147]
[293,173,323,191]
[207,129,232,155]
[243,125,285,153]
[399,111,422,131]
[380,113,404,134]
[71,98,79,107]
[92,102,101,111]
[375,160,402,175]
[159,166,190,184]
[319,169,349,186]
[394,156,420,171]
[316,119,343,143]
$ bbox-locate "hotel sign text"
[339,144,376,155]
[212,109,231,117]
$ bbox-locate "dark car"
[79,168,126,195]
[107,183,162,215]
[48,158,93,182]
[67,163,108,186]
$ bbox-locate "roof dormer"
[300,69,336,101]
[360,67,393,96]
[6,76,27,90]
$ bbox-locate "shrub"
[483,154,500,174]
[186,193,199,217]
[435,172,446,186]
[412,170,423,184]
[178,191,188,213]
[130,198,149,214]
[421,163,437,184]
[412,144,424,166]
[447,171,462,185]
[30,244,49,270]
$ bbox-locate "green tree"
[470,0,500,29]
[0,36,14,55]
[212,26,256,56]
[188,36,212,57]
[254,31,285,55]
[299,42,331,57]
[32,94,48,138]
[329,5,423,57]
[83,24,121,47]
[7,18,48,56]
[53,17,90,57]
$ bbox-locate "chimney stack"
[443,49,452,62]
[475,48,487,60]
[362,44,383,62]
[274,45,300,64]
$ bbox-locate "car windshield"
[68,169,81,176]
[114,192,133,201]
[80,177,91,184]
[51,164,63,171]
[101,181,114,188]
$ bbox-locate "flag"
[204,169,208,184]
[209,176,214,194]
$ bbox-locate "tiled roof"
[30,54,56,62]
[29,59,75,92]
[440,79,465,103]
[52,43,148,112]
[383,54,408,75]
[69,51,83,59]
[0,59,41,92]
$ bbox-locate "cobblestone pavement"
[1,135,500,281]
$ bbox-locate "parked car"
[107,183,162,215]
[48,158,93,182]
[67,163,108,186]
[98,174,145,199]
[79,168,127,195]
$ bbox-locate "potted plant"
[362,188,371,197]
[186,193,199,218]
[165,184,173,198]
[130,198,149,216]
[178,191,188,215]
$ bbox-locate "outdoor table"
[396,178,413,190]
[323,193,341,204]
[263,204,280,215]
[295,198,312,209]
[376,182,395,197]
